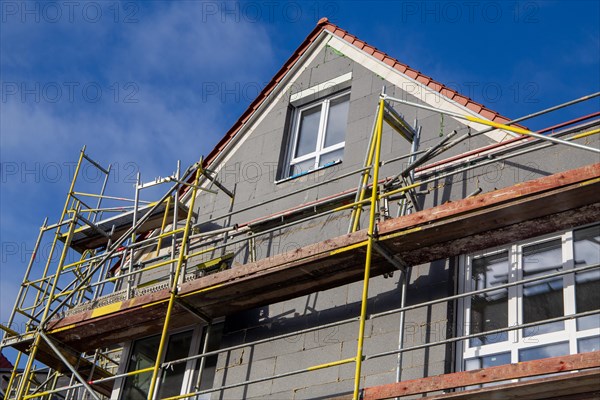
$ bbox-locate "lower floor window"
[121,334,161,399]
[459,224,600,371]
[120,328,198,400]
[116,324,220,400]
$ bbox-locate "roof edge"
[202,19,330,167]
[202,18,521,169]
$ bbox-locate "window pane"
[574,225,600,330]
[519,342,569,362]
[465,352,511,370]
[295,105,321,158]
[318,148,344,168]
[469,252,509,346]
[578,336,600,353]
[465,352,511,388]
[522,239,564,337]
[122,335,161,400]
[324,94,350,148]
[289,158,315,177]
[158,330,193,398]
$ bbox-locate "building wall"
[133,44,599,399]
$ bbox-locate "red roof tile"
[453,93,469,106]
[373,51,385,61]
[440,87,455,99]
[480,108,498,120]
[202,18,521,168]
[466,102,483,113]
[495,115,512,125]
[363,44,376,55]
[395,64,408,74]
[405,68,419,79]
[383,57,396,67]
[416,75,431,85]
[428,81,443,92]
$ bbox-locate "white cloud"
[0,1,277,331]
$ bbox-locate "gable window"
[285,90,350,178]
[458,224,600,373]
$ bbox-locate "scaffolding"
[1,92,599,400]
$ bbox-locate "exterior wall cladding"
[140,46,598,399]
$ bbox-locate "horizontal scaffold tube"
[37,259,600,397]
[384,94,600,154]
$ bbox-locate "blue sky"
[0,1,599,364]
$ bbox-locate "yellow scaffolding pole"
[13,148,86,400]
[7,102,597,400]
[385,94,599,154]
[350,110,379,232]
[155,196,172,256]
[161,357,357,400]
[353,97,385,400]
[571,127,600,140]
[29,150,85,318]
[146,161,203,400]
[5,351,22,399]
[380,127,600,202]
[15,207,80,399]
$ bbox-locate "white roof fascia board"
[325,33,512,143]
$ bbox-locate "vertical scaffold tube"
[350,106,379,233]
[156,196,172,256]
[14,147,85,400]
[353,98,384,400]
[147,161,203,400]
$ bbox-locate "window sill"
[275,159,342,184]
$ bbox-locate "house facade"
[1,19,599,400]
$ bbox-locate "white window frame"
[111,325,204,400]
[457,224,600,372]
[285,89,349,178]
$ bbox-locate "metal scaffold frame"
[1,92,599,400]
[0,149,227,399]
